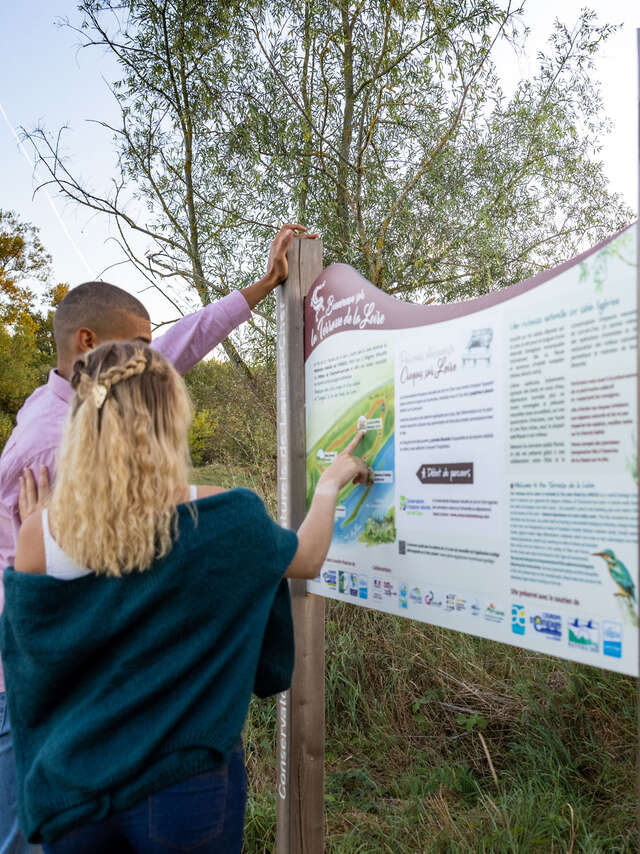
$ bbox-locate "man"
[0,223,316,854]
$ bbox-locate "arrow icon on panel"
[416,463,474,485]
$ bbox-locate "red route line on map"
[326,398,386,452]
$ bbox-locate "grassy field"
[194,463,637,853]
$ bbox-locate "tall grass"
[194,463,637,853]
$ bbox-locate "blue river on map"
[332,433,395,544]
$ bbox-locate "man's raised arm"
[151,224,318,375]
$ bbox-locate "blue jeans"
[43,744,247,854]
[0,693,41,854]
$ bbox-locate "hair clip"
[92,383,108,409]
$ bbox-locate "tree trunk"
[336,4,354,248]
[175,20,263,406]
[297,1,314,224]
[178,42,207,301]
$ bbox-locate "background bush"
[184,360,277,490]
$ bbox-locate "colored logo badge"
[358,575,368,600]
[531,612,562,641]
[602,621,622,658]
[410,587,422,605]
[445,594,456,612]
[322,569,337,590]
[349,573,359,597]
[424,590,443,607]
[470,599,481,617]
[338,571,347,594]
[568,618,599,653]
[383,580,396,599]
[399,583,409,609]
[484,603,505,623]
[372,577,384,601]
[511,604,526,635]
[399,495,428,516]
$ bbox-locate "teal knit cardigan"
[1,488,297,843]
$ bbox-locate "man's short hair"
[54,281,150,350]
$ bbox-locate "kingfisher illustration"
[592,550,636,603]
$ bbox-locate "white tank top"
[42,485,199,580]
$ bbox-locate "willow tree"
[26,1,631,364]
[222,1,631,299]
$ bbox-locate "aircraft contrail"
[0,99,94,277]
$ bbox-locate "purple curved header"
[304,225,634,360]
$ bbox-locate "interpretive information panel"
[304,226,638,676]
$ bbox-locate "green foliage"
[456,711,488,732]
[228,2,631,300]
[0,325,49,419]
[0,211,65,450]
[188,409,219,467]
[0,210,51,299]
[184,360,276,490]
[0,411,14,452]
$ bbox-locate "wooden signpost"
[636,29,640,831]
[276,237,325,854]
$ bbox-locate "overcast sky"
[0,0,638,327]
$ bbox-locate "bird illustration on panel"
[592,550,635,602]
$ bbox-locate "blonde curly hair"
[48,340,193,576]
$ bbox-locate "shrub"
[188,408,219,466]
[184,360,276,478]
[0,410,14,452]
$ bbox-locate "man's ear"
[75,327,98,353]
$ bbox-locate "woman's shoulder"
[194,486,267,510]
[176,487,276,558]
[179,487,270,529]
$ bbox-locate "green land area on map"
[360,506,396,545]
[306,379,395,528]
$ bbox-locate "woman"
[1,340,366,854]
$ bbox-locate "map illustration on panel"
[306,377,395,546]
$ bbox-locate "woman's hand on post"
[18,466,50,524]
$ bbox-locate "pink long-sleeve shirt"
[0,290,251,691]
